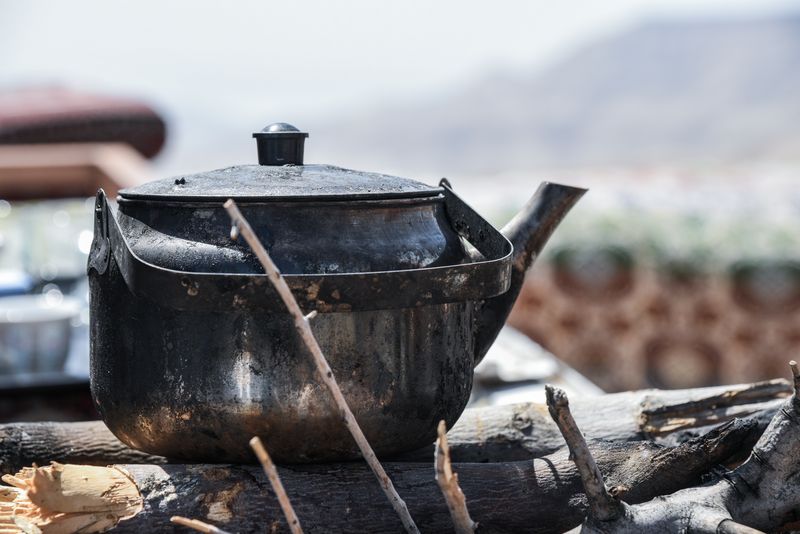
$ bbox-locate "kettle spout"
[473,182,586,365]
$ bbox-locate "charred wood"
[547,363,800,533]
[0,380,785,473]
[397,379,788,462]
[106,420,755,533]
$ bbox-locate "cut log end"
[0,462,142,533]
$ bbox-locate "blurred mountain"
[316,14,800,173]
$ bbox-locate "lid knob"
[252,123,309,166]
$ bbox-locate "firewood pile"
[1,201,797,533]
[0,376,793,532]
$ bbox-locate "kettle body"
[87,124,585,462]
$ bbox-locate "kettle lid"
[119,123,441,203]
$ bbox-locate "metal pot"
[87,123,585,462]
[0,294,79,374]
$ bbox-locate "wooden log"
[561,362,800,533]
[0,420,165,474]
[0,381,785,473]
[397,379,788,462]
[108,418,758,534]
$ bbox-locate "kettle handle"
[88,188,513,314]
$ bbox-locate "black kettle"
[87,123,585,462]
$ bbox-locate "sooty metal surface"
[88,182,510,462]
[90,251,474,462]
[94,186,512,313]
[119,164,441,202]
[87,123,585,463]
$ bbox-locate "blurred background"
[0,0,799,419]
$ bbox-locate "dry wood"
[546,386,622,522]
[0,380,784,474]
[0,420,165,475]
[171,516,232,534]
[250,437,303,534]
[0,462,142,533]
[548,362,800,533]
[397,378,788,462]
[225,199,419,534]
[16,420,750,533]
[434,420,476,534]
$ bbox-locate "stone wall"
[510,247,800,391]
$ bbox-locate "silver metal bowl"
[0,294,80,374]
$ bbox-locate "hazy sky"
[0,0,794,173]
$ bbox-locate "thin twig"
[718,519,766,534]
[170,516,232,534]
[225,199,420,534]
[434,420,477,534]
[545,385,623,522]
[250,437,304,534]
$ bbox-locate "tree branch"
[545,385,624,522]
[434,420,477,533]
[225,199,418,534]
[553,362,800,533]
[717,519,765,534]
[171,516,233,534]
[250,437,303,534]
